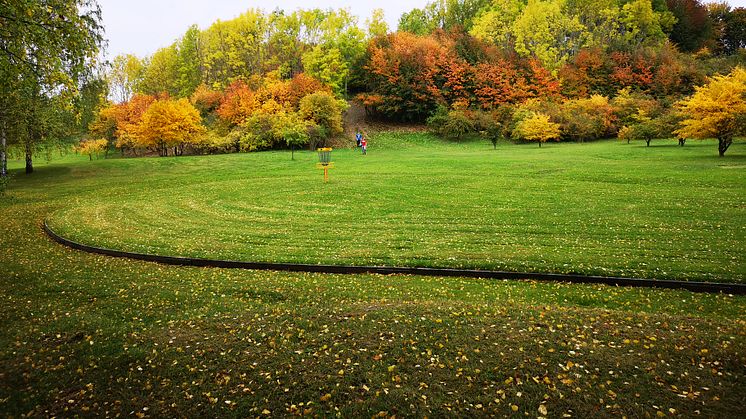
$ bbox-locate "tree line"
[1,0,745,179]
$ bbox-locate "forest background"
[1,0,745,177]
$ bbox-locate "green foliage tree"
[175,25,203,98]
[299,92,347,146]
[398,0,491,34]
[512,0,584,73]
[274,113,310,159]
[621,0,674,48]
[302,46,348,96]
[0,0,104,175]
[618,109,658,146]
[469,0,525,48]
[708,3,746,55]
[426,107,476,140]
[200,9,267,87]
[139,45,179,96]
[109,54,144,103]
[366,9,389,39]
[398,8,434,35]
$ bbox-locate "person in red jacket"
[361,137,367,155]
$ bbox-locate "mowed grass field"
[45,133,746,282]
[0,134,744,417]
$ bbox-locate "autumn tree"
[107,94,157,153]
[134,98,205,156]
[216,80,257,126]
[675,67,746,157]
[190,84,223,116]
[77,138,108,160]
[364,32,446,120]
[513,112,561,147]
[553,95,616,142]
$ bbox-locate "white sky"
[98,0,431,60]
[98,0,746,61]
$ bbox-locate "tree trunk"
[646,139,651,147]
[25,141,33,174]
[1,121,6,178]
[718,137,732,157]
[538,142,541,148]
[291,144,295,160]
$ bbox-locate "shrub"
[426,107,477,140]
[471,110,502,148]
[239,114,278,152]
[425,106,450,137]
[299,91,347,141]
[553,95,616,142]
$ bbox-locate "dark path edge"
[43,221,746,295]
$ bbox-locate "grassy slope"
[44,133,746,283]
[0,136,744,417]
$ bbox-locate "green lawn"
[43,133,746,283]
[1,134,745,417]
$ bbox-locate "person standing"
[355,129,362,148]
[361,136,367,155]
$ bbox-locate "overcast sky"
[98,0,431,60]
[98,0,746,61]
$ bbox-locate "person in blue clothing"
[355,128,363,148]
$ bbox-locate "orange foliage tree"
[362,31,562,121]
[190,84,223,116]
[365,32,446,121]
[216,80,257,126]
[134,98,206,156]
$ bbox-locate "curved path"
[44,221,746,295]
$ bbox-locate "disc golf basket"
[316,147,334,182]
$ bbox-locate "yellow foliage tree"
[134,98,206,157]
[675,67,746,157]
[76,138,109,161]
[514,112,561,147]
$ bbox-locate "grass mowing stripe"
[1,158,745,417]
[45,134,745,282]
[44,220,746,294]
